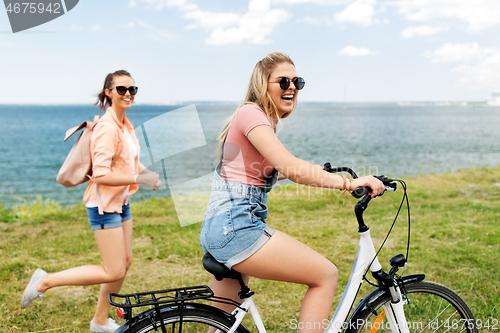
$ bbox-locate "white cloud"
[207,7,291,45]
[273,0,350,5]
[392,0,500,31]
[136,0,291,45]
[68,23,100,32]
[425,43,500,91]
[137,0,197,11]
[297,15,334,26]
[184,11,240,31]
[70,23,83,31]
[334,0,376,26]
[134,20,178,43]
[424,42,489,63]
[452,57,500,91]
[128,0,137,7]
[339,45,375,56]
[401,25,448,38]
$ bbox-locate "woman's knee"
[109,268,127,282]
[105,263,127,282]
[125,255,133,271]
[310,262,338,289]
[326,263,338,285]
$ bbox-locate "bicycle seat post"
[236,275,254,299]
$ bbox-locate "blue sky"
[1,0,500,104]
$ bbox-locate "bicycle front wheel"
[353,280,478,333]
[120,305,249,333]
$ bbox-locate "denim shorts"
[86,203,132,231]
[200,171,275,269]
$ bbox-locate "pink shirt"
[220,104,276,186]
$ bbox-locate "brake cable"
[362,179,411,287]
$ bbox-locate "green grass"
[1,167,499,332]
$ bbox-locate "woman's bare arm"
[247,125,384,195]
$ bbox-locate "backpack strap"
[91,117,126,215]
[63,122,88,142]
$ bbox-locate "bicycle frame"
[111,167,414,333]
[220,227,410,333]
[325,229,382,333]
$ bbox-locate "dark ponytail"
[95,70,133,110]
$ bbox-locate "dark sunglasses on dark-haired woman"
[109,86,139,95]
[269,77,305,90]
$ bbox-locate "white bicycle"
[110,165,478,333]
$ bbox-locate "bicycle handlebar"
[323,163,359,179]
[351,175,397,198]
[323,163,397,198]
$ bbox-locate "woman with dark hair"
[21,70,161,332]
[200,53,385,333]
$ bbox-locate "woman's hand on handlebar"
[348,176,385,197]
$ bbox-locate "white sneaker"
[90,318,120,332]
[21,268,47,309]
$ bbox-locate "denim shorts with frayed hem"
[200,171,274,270]
[86,203,132,231]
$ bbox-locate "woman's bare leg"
[214,230,337,333]
[209,274,250,313]
[92,219,133,324]
[36,220,132,325]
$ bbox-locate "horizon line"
[0,99,491,106]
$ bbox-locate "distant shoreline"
[0,100,497,107]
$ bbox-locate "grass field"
[1,167,499,332]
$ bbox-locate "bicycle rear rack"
[109,285,245,332]
[109,285,212,329]
[110,285,214,309]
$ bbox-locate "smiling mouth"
[282,95,293,102]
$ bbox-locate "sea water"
[1,102,499,206]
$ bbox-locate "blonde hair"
[216,52,298,159]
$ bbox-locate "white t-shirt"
[86,126,138,208]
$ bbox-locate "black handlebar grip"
[351,182,397,199]
[352,186,370,199]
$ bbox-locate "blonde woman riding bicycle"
[199,52,384,333]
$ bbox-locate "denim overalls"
[199,152,278,269]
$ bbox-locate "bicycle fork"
[380,281,411,333]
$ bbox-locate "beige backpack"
[57,115,123,214]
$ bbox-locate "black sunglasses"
[269,77,305,90]
[109,86,139,95]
